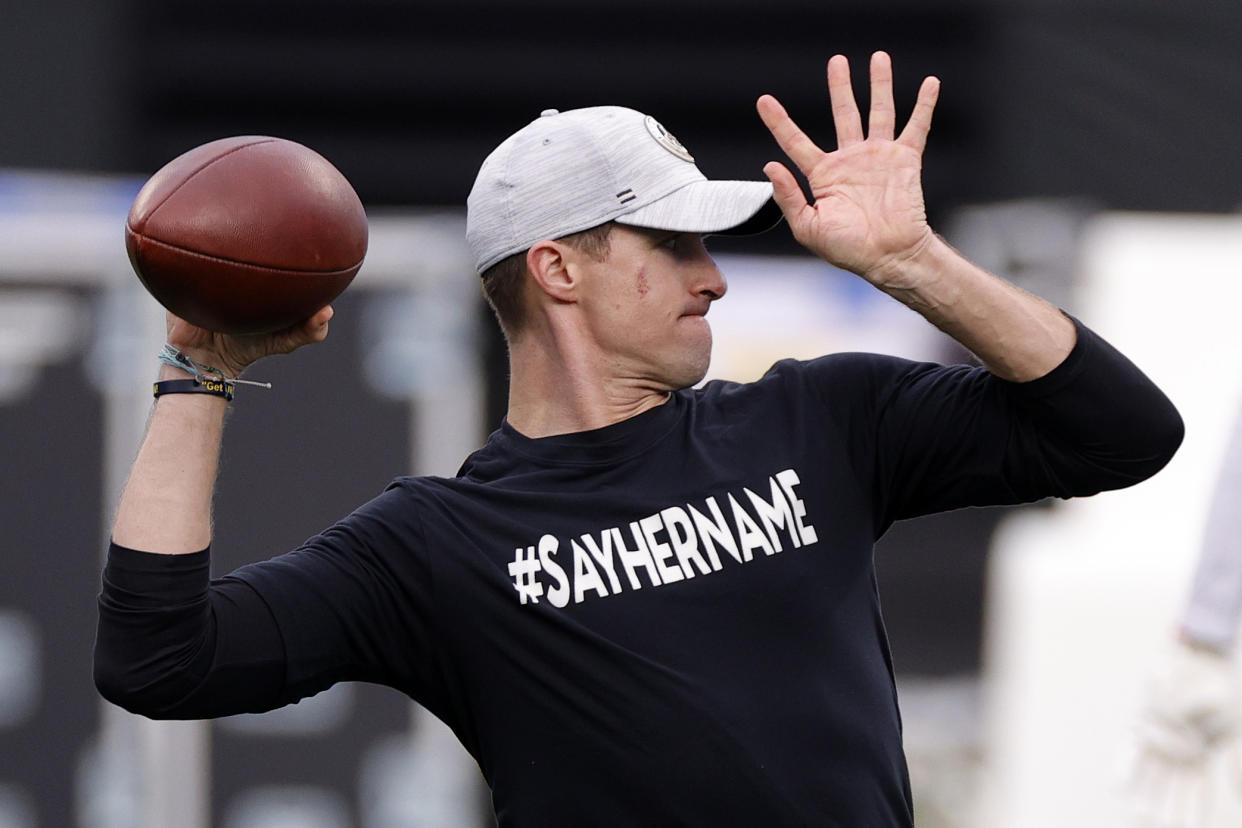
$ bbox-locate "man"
[96,53,1183,826]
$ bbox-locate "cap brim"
[615,180,783,237]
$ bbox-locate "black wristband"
[153,378,235,402]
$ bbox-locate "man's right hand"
[165,304,335,379]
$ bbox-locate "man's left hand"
[757,51,940,289]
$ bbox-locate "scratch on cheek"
[636,267,650,298]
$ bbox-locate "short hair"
[480,221,615,339]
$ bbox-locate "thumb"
[763,161,808,221]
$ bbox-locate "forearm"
[871,234,1076,382]
[111,363,228,554]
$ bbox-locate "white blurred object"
[979,213,1242,828]
[1126,641,1240,827]
[0,289,87,402]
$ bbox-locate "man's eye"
[661,235,680,251]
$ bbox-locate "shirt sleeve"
[94,483,439,719]
[94,543,289,718]
[815,316,1183,531]
[1180,403,1242,650]
[228,482,442,708]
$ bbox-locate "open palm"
[757,52,940,286]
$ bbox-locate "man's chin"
[670,350,712,391]
[648,334,712,391]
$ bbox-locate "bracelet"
[153,378,236,402]
[156,344,271,390]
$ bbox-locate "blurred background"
[2,0,1242,825]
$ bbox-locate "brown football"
[125,136,368,335]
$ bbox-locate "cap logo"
[644,115,694,163]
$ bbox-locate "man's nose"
[691,240,727,300]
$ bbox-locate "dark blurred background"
[2,0,1240,825]
[7,0,1242,218]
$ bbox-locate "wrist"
[159,362,196,381]
[155,343,272,396]
[159,343,248,380]
[866,234,958,309]
[863,231,948,294]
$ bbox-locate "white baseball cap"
[466,106,781,274]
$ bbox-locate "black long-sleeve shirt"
[96,319,1183,827]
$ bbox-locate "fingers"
[756,94,825,175]
[769,53,935,153]
[294,305,334,346]
[898,75,941,154]
[827,55,863,146]
[308,304,334,328]
[261,305,333,357]
[309,305,334,343]
[864,51,938,150]
[868,51,896,141]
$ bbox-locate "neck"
[504,333,671,438]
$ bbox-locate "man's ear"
[526,240,579,304]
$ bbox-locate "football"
[125,135,368,335]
